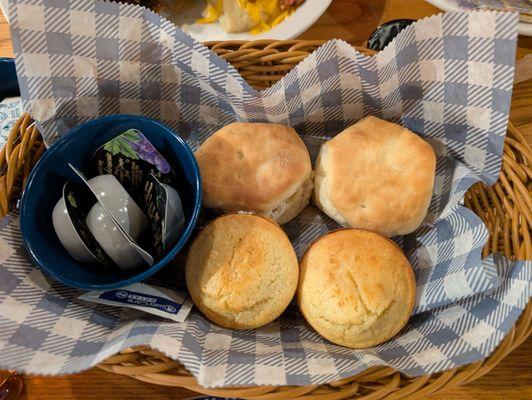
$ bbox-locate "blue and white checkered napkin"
[0,0,530,387]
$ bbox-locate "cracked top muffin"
[185,213,298,329]
[298,228,415,348]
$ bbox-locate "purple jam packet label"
[91,129,177,206]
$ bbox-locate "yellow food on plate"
[185,213,299,329]
[298,229,416,348]
[200,0,304,34]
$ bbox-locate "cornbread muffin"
[314,116,436,237]
[185,213,299,329]
[298,229,416,348]
[195,122,313,224]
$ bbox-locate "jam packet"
[144,174,185,259]
[79,282,193,323]
[61,181,119,269]
[90,130,185,261]
[91,129,177,206]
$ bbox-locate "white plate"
[425,0,532,36]
[0,0,332,41]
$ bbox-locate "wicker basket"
[1,40,530,399]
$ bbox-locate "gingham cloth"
[0,0,530,387]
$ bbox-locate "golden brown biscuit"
[314,116,436,237]
[298,229,416,348]
[185,213,299,329]
[195,122,313,224]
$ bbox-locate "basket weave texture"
[0,40,530,399]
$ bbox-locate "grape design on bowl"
[104,129,171,174]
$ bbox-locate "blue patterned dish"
[0,58,23,147]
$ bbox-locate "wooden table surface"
[1,0,531,399]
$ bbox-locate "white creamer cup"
[86,202,145,270]
[87,175,148,240]
[52,197,99,263]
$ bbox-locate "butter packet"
[79,282,193,323]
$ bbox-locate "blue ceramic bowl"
[0,58,19,100]
[20,115,202,290]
